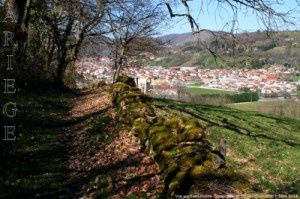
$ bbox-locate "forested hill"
[146,31,300,69]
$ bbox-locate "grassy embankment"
[155,99,300,194]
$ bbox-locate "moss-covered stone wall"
[109,76,251,198]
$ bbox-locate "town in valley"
[76,57,300,99]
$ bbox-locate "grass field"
[186,87,233,95]
[228,100,300,119]
[155,99,300,194]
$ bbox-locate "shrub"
[229,92,259,103]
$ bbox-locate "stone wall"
[109,76,251,198]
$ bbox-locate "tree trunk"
[46,35,55,76]
[55,44,68,88]
[112,60,118,83]
[113,47,125,83]
[56,66,65,88]
[53,17,74,88]
[113,56,125,83]
[113,63,122,83]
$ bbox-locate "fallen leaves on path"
[69,87,111,118]
[92,131,163,198]
[60,87,162,198]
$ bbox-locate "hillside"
[147,31,300,68]
[1,82,299,197]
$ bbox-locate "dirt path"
[59,87,162,198]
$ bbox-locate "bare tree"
[41,0,108,87]
[105,0,165,82]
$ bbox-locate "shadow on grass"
[154,99,300,147]
[0,88,79,198]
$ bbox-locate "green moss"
[149,125,168,135]
[168,171,186,195]
[120,103,151,124]
[132,118,151,145]
[184,119,202,130]
[109,82,131,93]
[178,146,199,156]
[164,117,185,133]
[189,165,207,178]
[151,131,174,146]
[160,161,180,198]
[119,91,150,105]
[179,128,205,142]
[154,137,178,155]
[178,155,199,171]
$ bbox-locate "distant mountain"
[159,31,217,46]
[159,32,194,45]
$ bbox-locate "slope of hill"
[1,83,299,197]
[148,31,300,68]
[155,99,300,194]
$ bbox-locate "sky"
[160,0,300,35]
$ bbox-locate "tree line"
[0,0,164,87]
